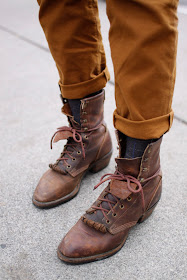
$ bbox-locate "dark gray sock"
[124,136,153,158]
[68,99,81,124]
[68,90,102,124]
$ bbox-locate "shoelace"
[92,169,160,220]
[51,126,85,160]
[50,121,103,166]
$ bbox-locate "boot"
[32,90,112,208]
[57,132,162,263]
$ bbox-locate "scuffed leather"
[33,90,112,204]
[58,137,162,258]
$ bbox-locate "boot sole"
[57,199,160,264]
[32,150,112,209]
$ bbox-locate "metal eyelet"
[72,158,76,161]
[83,111,87,115]
[77,151,81,154]
[106,220,110,224]
[143,168,148,171]
[140,178,144,183]
[112,213,117,217]
[67,165,71,168]
[144,158,148,162]
[127,196,132,202]
[81,102,87,109]
[120,204,124,209]
[84,135,88,139]
[84,127,88,132]
[83,119,87,123]
[148,149,151,153]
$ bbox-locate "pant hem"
[113,109,174,139]
[59,67,110,99]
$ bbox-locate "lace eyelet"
[112,213,117,217]
[77,151,81,154]
[82,103,87,109]
[72,158,76,161]
[67,165,71,168]
[106,220,110,224]
[127,196,132,202]
[120,204,124,209]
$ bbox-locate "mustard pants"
[37,0,179,140]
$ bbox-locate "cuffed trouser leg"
[106,0,179,139]
[37,0,110,99]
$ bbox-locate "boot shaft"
[116,130,162,181]
[61,90,105,130]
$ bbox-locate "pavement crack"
[173,115,187,125]
[0,25,49,52]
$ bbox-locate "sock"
[124,136,153,158]
[68,99,81,124]
[68,90,102,124]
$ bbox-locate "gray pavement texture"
[0,1,187,280]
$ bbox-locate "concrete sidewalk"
[0,1,186,279]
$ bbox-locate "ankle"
[122,136,155,159]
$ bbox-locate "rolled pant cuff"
[59,67,110,99]
[113,109,174,140]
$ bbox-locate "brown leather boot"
[57,132,162,263]
[32,90,112,208]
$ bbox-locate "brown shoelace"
[92,169,160,220]
[51,126,86,160]
[50,122,103,166]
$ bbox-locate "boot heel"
[89,150,112,173]
[138,200,159,223]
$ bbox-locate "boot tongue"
[115,157,141,178]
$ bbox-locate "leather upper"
[58,137,162,258]
[33,90,112,203]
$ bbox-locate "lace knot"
[50,126,85,159]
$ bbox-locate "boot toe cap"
[33,169,72,204]
[58,219,118,260]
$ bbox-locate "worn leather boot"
[57,132,162,263]
[33,90,112,208]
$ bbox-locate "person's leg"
[33,0,112,208]
[58,0,178,263]
[109,0,178,141]
[36,0,110,98]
